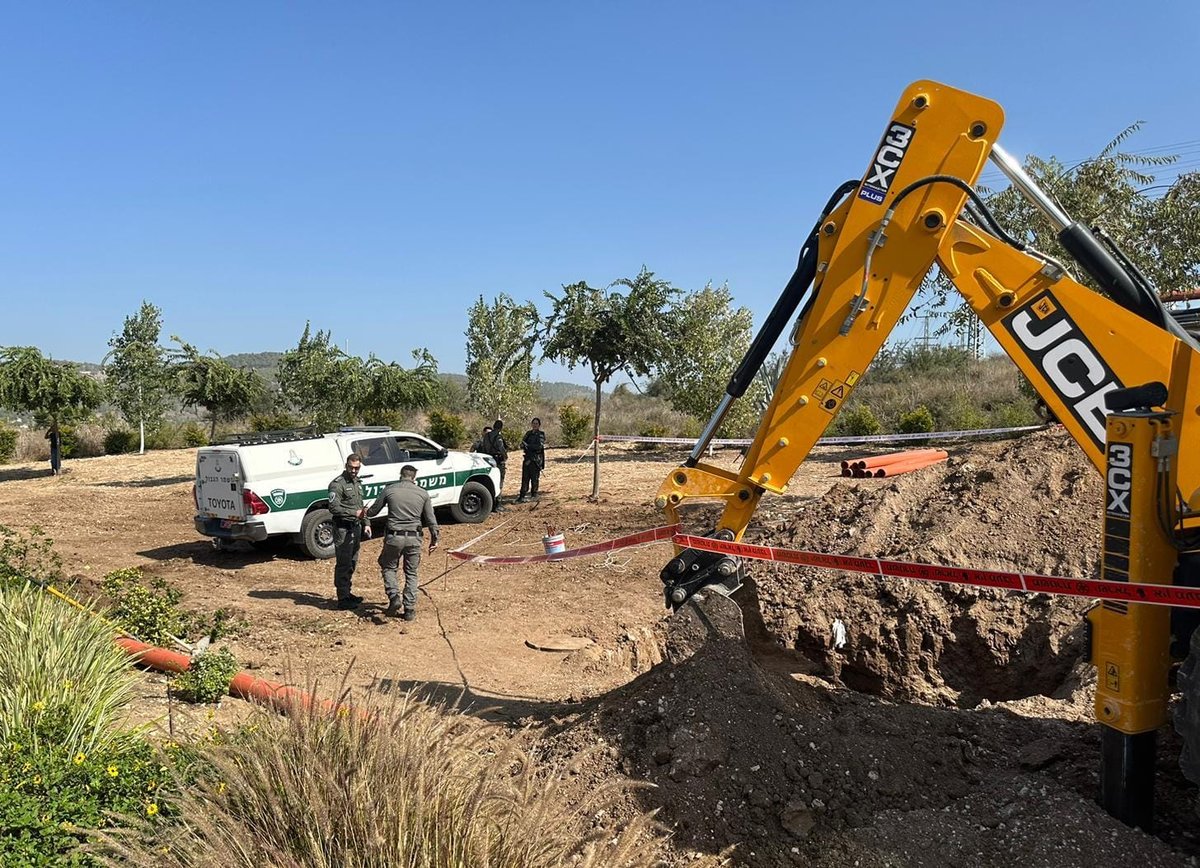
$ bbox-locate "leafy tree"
[276,324,365,431]
[359,350,440,425]
[464,294,540,421]
[104,301,173,453]
[654,282,764,437]
[918,130,1200,336]
[171,338,266,438]
[541,267,678,498]
[0,347,104,465]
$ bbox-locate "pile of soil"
[540,430,1200,865]
[749,428,1103,705]
[544,596,1196,867]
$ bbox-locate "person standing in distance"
[479,419,508,511]
[367,464,439,620]
[516,417,546,503]
[328,453,372,609]
[472,425,492,453]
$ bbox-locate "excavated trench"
[744,428,1103,706]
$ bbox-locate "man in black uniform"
[479,419,508,511]
[516,417,546,503]
[328,453,371,609]
[366,464,439,620]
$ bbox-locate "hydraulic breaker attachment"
[1089,391,1176,831]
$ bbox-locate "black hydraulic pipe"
[724,180,860,400]
[1058,223,1166,329]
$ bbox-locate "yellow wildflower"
[62,680,73,690]
[216,781,226,794]
[73,752,86,765]
[146,780,158,792]
[145,802,159,817]
[32,774,42,785]
[31,700,46,712]
[107,765,118,778]
[21,762,31,773]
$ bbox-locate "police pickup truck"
[193,426,501,558]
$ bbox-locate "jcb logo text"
[1106,442,1132,516]
[1002,292,1121,451]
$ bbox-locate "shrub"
[145,425,180,451]
[897,405,935,434]
[935,394,989,431]
[248,412,303,433]
[426,409,466,449]
[59,424,79,458]
[0,424,16,464]
[0,524,62,589]
[0,584,138,757]
[173,648,240,704]
[559,404,591,448]
[107,688,707,868]
[0,739,172,866]
[100,568,185,647]
[636,423,670,451]
[180,422,208,448]
[104,428,139,455]
[988,400,1038,429]
[835,404,882,436]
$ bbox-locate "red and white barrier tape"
[676,534,1200,610]
[596,425,1046,448]
[449,520,1200,609]
[450,523,680,565]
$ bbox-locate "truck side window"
[352,437,399,466]
[394,436,440,462]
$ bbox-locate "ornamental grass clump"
[107,677,712,868]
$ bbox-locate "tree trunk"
[591,380,602,500]
[139,418,145,454]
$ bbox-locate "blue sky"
[2,1,1197,385]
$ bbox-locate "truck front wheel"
[300,508,336,559]
[450,481,492,524]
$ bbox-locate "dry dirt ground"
[3,433,1200,867]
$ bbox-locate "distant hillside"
[222,351,284,381]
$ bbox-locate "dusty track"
[3,435,1199,865]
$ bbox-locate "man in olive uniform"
[366,464,439,620]
[328,453,372,609]
[516,417,546,502]
[479,419,508,511]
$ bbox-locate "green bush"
[103,428,138,455]
[144,425,180,451]
[0,524,63,589]
[58,425,78,458]
[0,583,186,866]
[0,732,173,866]
[897,405,935,434]
[249,412,303,433]
[935,395,989,431]
[180,422,208,448]
[558,404,590,448]
[835,404,882,436]
[173,648,240,704]
[636,423,670,451]
[100,568,185,647]
[426,409,466,449]
[988,400,1038,428]
[0,425,16,464]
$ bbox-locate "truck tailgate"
[196,449,245,521]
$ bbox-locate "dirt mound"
[749,428,1102,704]
[544,594,1191,867]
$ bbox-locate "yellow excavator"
[655,80,1200,832]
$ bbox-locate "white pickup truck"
[193,426,501,558]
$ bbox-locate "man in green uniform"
[366,464,439,620]
[328,453,371,609]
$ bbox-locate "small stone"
[780,801,815,839]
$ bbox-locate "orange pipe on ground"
[855,448,945,470]
[115,637,342,717]
[874,454,948,477]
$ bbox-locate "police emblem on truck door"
[270,488,287,509]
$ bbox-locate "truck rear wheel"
[300,508,336,559]
[450,480,492,524]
